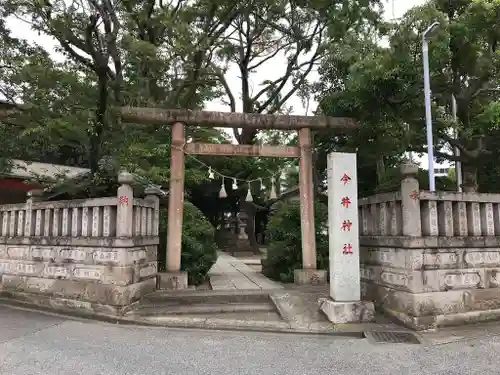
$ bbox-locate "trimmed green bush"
[159,201,218,285]
[263,200,329,282]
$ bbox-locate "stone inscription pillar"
[294,128,327,285]
[327,152,360,301]
[159,122,188,290]
[319,152,375,323]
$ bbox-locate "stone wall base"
[319,298,375,324]
[158,271,188,290]
[0,290,124,317]
[0,275,156,311]
[294,269,327,285]
[363,282,500,330]
[383,306,500,331]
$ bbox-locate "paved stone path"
[208,252,283,290]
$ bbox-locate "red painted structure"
[0,160,89,204]
[0,178,43,205]
[0,178,41,192]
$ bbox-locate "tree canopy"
[2,0,500,249]
[316,0,500,192]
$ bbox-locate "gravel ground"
[1,304,499,375]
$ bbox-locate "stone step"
[231,251,258,257]
[240,258,262,265]
[126,302,276,316]
[141,289,272,304]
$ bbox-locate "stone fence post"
[400,163,422,237]
[24,189,43,236]
[116,171,134,237]
[145,187,162,236]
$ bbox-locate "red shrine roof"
[0,160,89,192]
[7,160,89,180]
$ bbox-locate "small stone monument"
[319,152,375,324]
[237,211,249,240]
[235,211,253,253]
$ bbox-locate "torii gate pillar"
[158,122,188,290]
[293,128,327,285]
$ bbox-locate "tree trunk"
[89,73,109,173]
[376,157,385,185]
[462,163,478,192]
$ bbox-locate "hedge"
[263,200,329,282]
[159,201,218,285]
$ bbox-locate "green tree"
[395,0,500,191]
[209,0,383,248]
[314,13,405,196]
[2,0,248,172]
[1,0,385,252]
[316,0,500,193]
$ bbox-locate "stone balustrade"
[358,186,500,238]
[417,191,500,237]
[360,163,500,330]
[0,197,159,240]
[358,192,402,236]
[0,171,161,316]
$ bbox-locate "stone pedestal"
[319,298,375,324]
[321,152,375,324]
[158,271,188,290]
[294,269,327,285]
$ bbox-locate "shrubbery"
[263,200,329,282]
[159,201,218,285]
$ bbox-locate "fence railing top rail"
[419,191,500,203]
[358,192,401,206]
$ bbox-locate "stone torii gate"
[0,101,358,290]
[120,108,358,290]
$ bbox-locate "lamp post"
[422,21,440,192]
[451,94,463,192]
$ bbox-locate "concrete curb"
[0,297,363,337]
[137,315,364,336]
[7,299,496,346]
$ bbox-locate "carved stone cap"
[118,171,134,185]
[462,183,478,193]
[144,186,163,196]
[400,163,419,177]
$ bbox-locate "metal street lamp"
[451,94,462,192]
[422,21,440,192]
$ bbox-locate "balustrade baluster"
[44,209,52,237]
[481,203,495,236]
[453,202,468,236]
[421,201,439,236]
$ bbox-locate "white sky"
[6,0,443,168]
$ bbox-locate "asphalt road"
[1,305,500,375]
